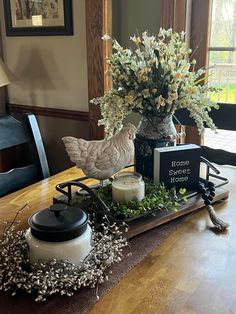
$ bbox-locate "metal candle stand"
[55,178,121,223]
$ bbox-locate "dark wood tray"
[125,186,228,238]
[53,183,229,239]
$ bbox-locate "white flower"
[101,34,111,40]
[156,95,165,106]
[130,35,141,45]
[142,89,151,98]
[180,31,186,39]
[125,95,134,103]
[174,73,183,81]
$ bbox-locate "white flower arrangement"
[91,28,219,138]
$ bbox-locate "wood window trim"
[161,0,187,32]
[85,0,111,140]
[190,0,212,72]
[161,0,211,146]
[161,0,194,143]
[187,0,211,145]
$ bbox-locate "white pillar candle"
[112,172,145,203]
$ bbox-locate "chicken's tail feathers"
[62,136,88,167]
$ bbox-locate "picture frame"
[3,0,73,36]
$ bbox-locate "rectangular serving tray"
[53,183,229,239]
[125,186,228,238]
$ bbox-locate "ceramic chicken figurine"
[62,124,136,180]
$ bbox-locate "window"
[208,0,236,104]
[205,0,236,153]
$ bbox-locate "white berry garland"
[0,215,129,302]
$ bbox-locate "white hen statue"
[62,124,136,180]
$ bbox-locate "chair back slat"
[0,115,30,149]
[0,114,50,197]
[201,146,236,166]
[0,164,38,197]
[25,114,50,178]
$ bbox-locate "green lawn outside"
[209,83,236,103]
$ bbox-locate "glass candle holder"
[112,172,145,204]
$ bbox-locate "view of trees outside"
[208,0,236,103]
[15,0,59,20]
[205,0,236,152]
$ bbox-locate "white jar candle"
[26,204,92,266]
[25,226,92,266]
[112,172,145,203]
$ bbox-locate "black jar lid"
[28,204,88,242]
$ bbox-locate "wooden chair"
[175,104,236,166]
[0,114,50,197]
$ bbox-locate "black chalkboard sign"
[153,144,200,190]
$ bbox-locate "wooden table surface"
[0,165,236,313]
[0,167,93,233]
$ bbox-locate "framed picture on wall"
[3,0,73,36]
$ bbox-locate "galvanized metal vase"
[134,114,176,179]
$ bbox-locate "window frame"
[162,0,236,144]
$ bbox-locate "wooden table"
[0,167,92,233]
[0,165,235,313]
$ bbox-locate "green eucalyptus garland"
[73,181,187,220]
